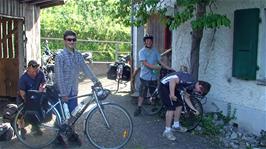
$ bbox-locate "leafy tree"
[113,0,230,79]
[41,0,130,61]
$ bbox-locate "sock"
[172,121,180,128]
[165,127,171,132]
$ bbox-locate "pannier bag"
[121,64,131,81]
[0,123,14,141]
[24,90,48,124]
[2,104,18,124]
[107,64,117,80]
[107,64,131,81]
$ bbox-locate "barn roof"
[18,0,65,9]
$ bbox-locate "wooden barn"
[0,0,65,98]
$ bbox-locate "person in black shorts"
[133,34,173,116]
[159,71,211,141]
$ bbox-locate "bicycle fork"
[94,92,111,129]
[180,91,189,114]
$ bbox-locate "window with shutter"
[232,8,259,80]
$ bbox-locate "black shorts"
[158,83,182,111]
[139,78,157,98]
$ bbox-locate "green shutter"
[232,8,259,80]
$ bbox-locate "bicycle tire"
[13,103,61,149]
[142,96,163,116]
[85,102,133,149]
[180,98,203,131]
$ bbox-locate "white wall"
[172,0,266,133]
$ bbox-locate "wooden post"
[8,19,13,58]
[2,18,7,58]
[0,17,2,58]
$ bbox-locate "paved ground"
[0,77,221,149]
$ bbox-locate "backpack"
[0,123,14,141]
[23,90,48,125]
[2,104,18,124]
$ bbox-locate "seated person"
[17,60,46,137]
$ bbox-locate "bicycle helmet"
[143,34,153,42]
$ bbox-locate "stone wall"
[88,62,112,76]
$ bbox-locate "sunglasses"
[65,38,77,42]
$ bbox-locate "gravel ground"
[0,77,222,149]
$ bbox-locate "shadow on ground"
[0,77,222,149]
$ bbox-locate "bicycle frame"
[46,87,107,128]
[14,85,133,149]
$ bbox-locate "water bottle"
[63,103,70,119]
[152,64,160,75]
[71,101,85,116]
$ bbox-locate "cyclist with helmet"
[134,34,173,116]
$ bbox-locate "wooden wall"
[0,0,24,17]
[146,14,172,66]
[146,14,165,53]
[0,0,40,97]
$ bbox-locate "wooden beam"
[31,0,53,5]
[14,20,19,59]
[39,1,65,9]
[2,18,7,58]
[19,0,33,3]
[18,0,65,8]
[0,17,2,58]
[8,19,13,58]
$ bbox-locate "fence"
[41,37,131,62]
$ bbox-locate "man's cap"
[27,60,40,68]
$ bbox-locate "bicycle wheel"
[180,98,203,131]
[142,96,163,116]
[13,104,61,149]
[85,102,133,149]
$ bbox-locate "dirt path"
[0,77,221,149]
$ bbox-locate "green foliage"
[191,14,230,30]
[41,0,131,61]
[198,103,237,137]
[224,103,237,124]
[112,0,231,30]
[200,113,223,136]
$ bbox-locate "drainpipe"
[164,20,172,65]
[130,0,134,92]
[164,18,172,50]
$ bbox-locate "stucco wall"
[172,0,266,133]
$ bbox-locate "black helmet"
[143,34,153,42]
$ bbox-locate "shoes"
[68,132,82,146]
[20,128,26,140]
[162,131,176,141]
[134,107,141,116]
[53,135,68,148]
[172,126,187,132]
